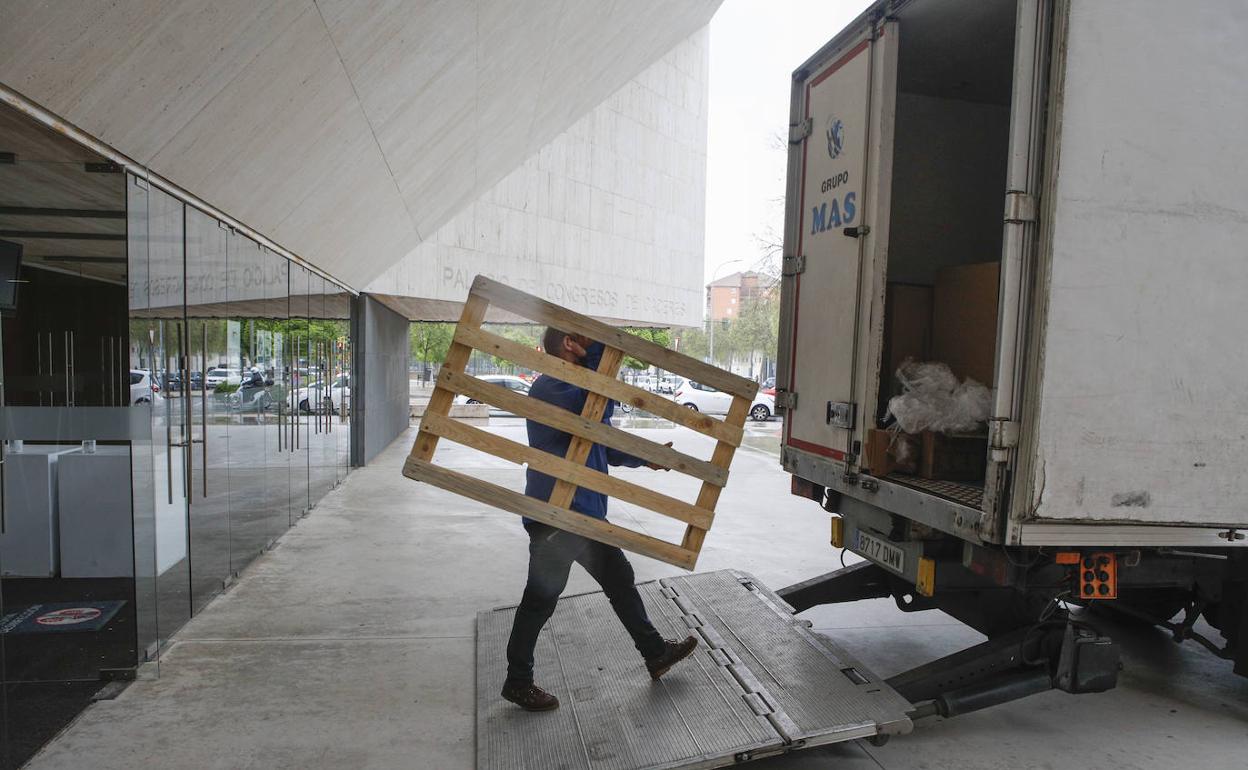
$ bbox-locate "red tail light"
[152,383,160,392]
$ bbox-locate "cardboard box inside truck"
[931,262,1000,386]
[882,284,933,383]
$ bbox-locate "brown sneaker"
[645,636,699,680]
[500,680,560,711]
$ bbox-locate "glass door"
[263,250,290,535]
[226,234,271,572]
[324,285,352,484]
[286,265,310,522]
[146,185,191,653]
[185,209,232,614]
[308,275,335,506]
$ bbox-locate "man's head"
[542,327,590,364]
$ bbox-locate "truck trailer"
[776,0,1248,688]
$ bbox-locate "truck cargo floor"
[885,472,984,509]
[477,569,912,769]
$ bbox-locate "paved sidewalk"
[25,424,1248,769]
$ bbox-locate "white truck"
[776,0,1248,688]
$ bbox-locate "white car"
[672,378,775,422]
[454,375,530,414]
[129,369,158,404]
[296,374,350,414]
[205,367,242,389]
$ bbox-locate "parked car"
[230,379,273,412]
[657,375,679,394]
[631,374,658,392]
[454,375,530,402]
[161,370,183,393]
[205,367,242,389]
[296,374,350,414]
[455,375,530,414]
[672,378,775,421]
[762,376,776,397]
[130,369,158,404]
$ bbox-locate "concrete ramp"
[477,570,912,769]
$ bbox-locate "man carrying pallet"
[501,327,699,712]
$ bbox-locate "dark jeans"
[505,522,666,684]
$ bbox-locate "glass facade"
[0,103,354,767]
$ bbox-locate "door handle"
[178,324,190,500]
[202,324,208,498]
[165,333,174,505]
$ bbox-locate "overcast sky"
[703,0,872,285]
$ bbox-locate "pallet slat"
[437,369,727,486]
[404,458,698,570]
[682,395,752,553]
[455,325,743,446]
[548,346,622,509]
[470,276,759,400]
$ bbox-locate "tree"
[620,327,672,369]
[728,292,779,376]
[410,322,455,380]
[673,325,708,362]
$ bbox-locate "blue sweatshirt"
[524,342,644,519]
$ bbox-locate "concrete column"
[351,294,410,466]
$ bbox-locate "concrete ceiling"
[0,0,722,290]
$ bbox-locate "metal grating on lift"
[477,570,912,770]
[885,472,985,509]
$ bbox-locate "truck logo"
[826,117,845,159]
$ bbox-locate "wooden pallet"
[402,276,759,569]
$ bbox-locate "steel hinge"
[782,254,806,276]
[789,118,813,144]
[1004,191,1038,223]
[775,390,798,410]
[989,418,1020,449]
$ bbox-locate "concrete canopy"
[0,0,721,290]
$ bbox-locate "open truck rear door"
[778,18,898,467]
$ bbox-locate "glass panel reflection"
[226,233,274,573]
[186,209,231,614]
[288,265,310,522]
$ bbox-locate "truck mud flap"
[477,569,912,769]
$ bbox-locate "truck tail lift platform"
[477,569,1119,769]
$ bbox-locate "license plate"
[854,530,905,574]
